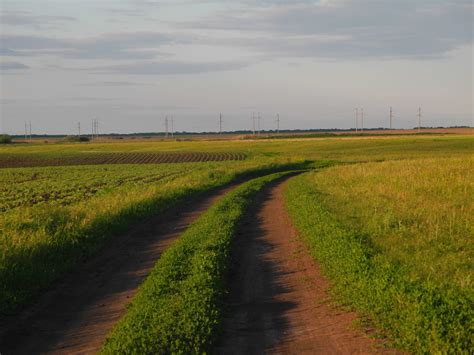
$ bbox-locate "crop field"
[0,134,472,354]
[0,151,246,168]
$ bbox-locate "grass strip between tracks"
[284,173,473,354]
[101,171,293,354]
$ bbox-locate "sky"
[0,0,473,134]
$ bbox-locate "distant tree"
[63,136,90,143]
[0,135,12,144]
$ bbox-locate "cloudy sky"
[0,0,472,134]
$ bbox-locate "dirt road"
[215,178,391,354]
[0,185,237,355]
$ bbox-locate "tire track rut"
[215,177,395,354]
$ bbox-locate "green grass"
[285,157,473,353]
[0,160,306,314]
[101,172,291,354]
[1,134,472,163]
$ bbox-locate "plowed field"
[0,152,246,168]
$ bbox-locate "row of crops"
[0,164,196,211]
[0,152,246,168]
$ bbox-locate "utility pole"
[219,113,223,134]
[257,112,261,135]
[390,107,393,130]
[171,115,174,137]
[25,121,32,141]
[91,119,99,141]
[417,107,422,133]
[355,108,359,133]
[276,113,280,133]
[252,112,256,135]
[360,107,364,133]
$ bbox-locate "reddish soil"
[215,178,395,354]
[0,184,237,355]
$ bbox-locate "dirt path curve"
[0,184,238,355]
[215,177,393,354]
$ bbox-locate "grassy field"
[309,156,473,290]
[285,156,473,352]
[1,134,473,352]
[1,134,472,162]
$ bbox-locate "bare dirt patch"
[215,178,397,354]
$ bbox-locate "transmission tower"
[91,119,99,140]
[360,107,364,133]
[276,113,280,133]
[252,112,256,135]
[355,108,359,133]
[171,115,174,137]
[164,116,169,138]
[219,113,223,134]
[257,112,261,135]
[390,107,394,130]
[417,107,422,133]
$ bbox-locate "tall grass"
[311,156,473,289]
[285,157,473,353]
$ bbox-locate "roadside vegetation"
[285,156,473,353]
[101,172,291,354]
